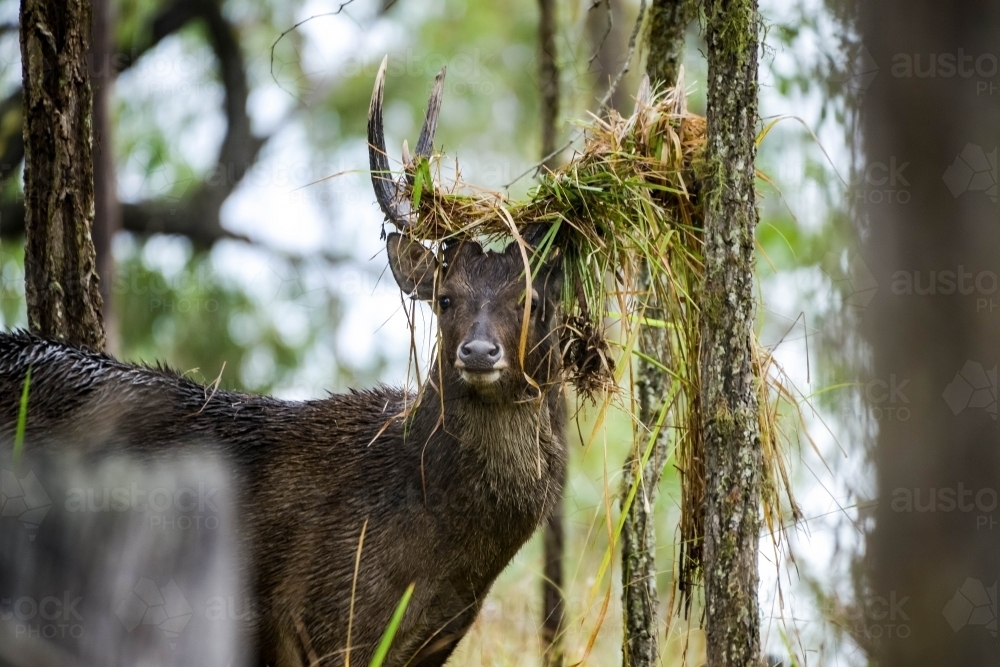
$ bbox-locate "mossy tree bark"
[645,0,695,88]
[20,0,105,351]
[620,321,670,667]
[699,0,762,665]
[620,2,694,666]
[538,0,565,664]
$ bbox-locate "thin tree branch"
[595,0,647,116]
[587,0,613,66]
[185,0,268,226]
[1,0,267,252]
[269,1,359,104]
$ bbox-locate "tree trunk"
[20,0,105,351]
[538,0,565,665]
[699,0,762,665]
[90,0,120,353]
[620,322,669,667]
[645,0,694,88]
[856,0,1000,665]
[619,3,692,666]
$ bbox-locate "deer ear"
[387,232,438,300]
[526,243,562,280]
[531,247,563,308]
[538,253,563,297]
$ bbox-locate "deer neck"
[423,376,560,509]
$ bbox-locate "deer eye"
[437,296,452,311]
[519,293,540,313]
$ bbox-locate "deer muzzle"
[456,337,506,385]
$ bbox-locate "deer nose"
[458,339,503,370]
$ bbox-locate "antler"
[368,56,446,230]
[414,67,445,160]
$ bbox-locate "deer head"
[368,61,563,399]
[386,234,562,400]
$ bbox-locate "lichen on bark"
[620,297,671,667]
[699,0,763,665]
[20,0,105,351]
[645,0,697,89]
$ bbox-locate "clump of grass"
[410,79,703,391]
[397,77,798,612]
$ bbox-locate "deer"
[0,59,566,667]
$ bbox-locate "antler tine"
[368,55,407,228]
[672,65,687,115]
[635,73,652,109]
[414,67,446,159]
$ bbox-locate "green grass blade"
[412,167,424,211]
[411,159,433,213]
[13,366,31,464]
[368,582,415,667]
